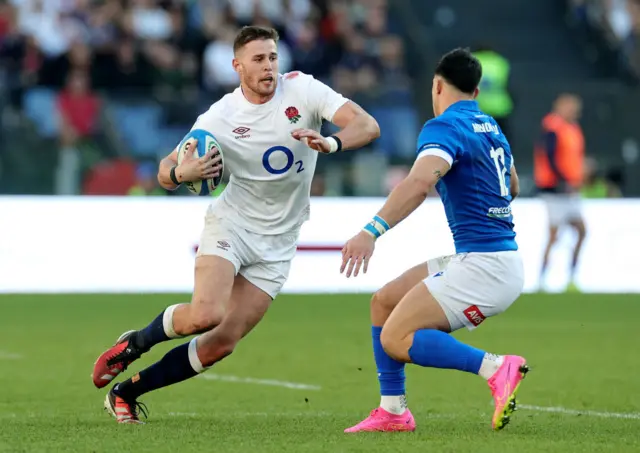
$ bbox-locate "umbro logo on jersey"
[233,126,251,139]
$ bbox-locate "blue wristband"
[363,215,390,239]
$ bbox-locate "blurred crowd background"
[0,0,639,197]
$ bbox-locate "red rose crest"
[285,106,301,124]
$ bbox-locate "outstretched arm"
[340,155,451,278]
[374,155,450,230]
[340,118,459,278]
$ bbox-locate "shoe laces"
[132,401,149,420]
[120,399,148,421]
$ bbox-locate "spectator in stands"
[56,69,102,194]
[109,38,154,93]
[290,19,329,80]
[203,25,240,93]
[372,35,417,159]
[0,2,40,110]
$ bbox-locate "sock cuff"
[188,337,208,373]
[371,325,383,336]
[162,304,182,339]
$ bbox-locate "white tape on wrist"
[326,136,339,153]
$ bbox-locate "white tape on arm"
[416,147,453,166]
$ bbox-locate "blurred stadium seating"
[0,0,639,196]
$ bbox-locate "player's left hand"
[291,129,332,154]
[340,231,376,278]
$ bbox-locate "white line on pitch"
[0,351,22,360]
[520,404,640,420]
[198,373,321,391]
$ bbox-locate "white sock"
[380,395,408,415]
[478,353,504,380]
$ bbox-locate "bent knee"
[572,222,587,238]
[197,330,240,366]
[189,300,226,332]
[371,286,400,316]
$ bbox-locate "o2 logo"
[262,146,304,175]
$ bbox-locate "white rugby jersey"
[189,72,348,234]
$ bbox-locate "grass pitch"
[0,293,639,452]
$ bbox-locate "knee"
[189,299,225,333]
[197,328,240,367]
[371,287,398,320]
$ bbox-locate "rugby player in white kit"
[91,26,380,424]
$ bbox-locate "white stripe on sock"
[162,304,182,339]
[188,337,208,373]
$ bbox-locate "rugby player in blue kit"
[341,48,529,433]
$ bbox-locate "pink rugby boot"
[488,355,529,431]
[344,407,416,433]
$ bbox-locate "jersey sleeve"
[288,72,349,122]
[415,119,461,167]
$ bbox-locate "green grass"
[0,294,639,452]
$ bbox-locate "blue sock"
[408,329,485,374]
[132,310,170,351]
[113,342,199,401]
[372,326,405,395]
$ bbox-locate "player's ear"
[232,58,241,75]
[473,87,479,99]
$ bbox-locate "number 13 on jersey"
[489,147,509,197]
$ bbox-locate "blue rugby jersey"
[416,100,517,253]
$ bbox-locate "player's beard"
[250,74,276,97]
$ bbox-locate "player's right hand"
[340,230,376,278]
[176,139,223,182]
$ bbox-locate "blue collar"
[445,100,479,112]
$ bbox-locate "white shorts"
[196,206,299,299]
[424,251,524,331]
[540,193,583,227]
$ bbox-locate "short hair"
[233,26,280,54]
[434,48,482,95]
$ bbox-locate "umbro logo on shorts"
[217,240,231,251]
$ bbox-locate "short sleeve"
[415,119,460,166]
[292,72,349,122]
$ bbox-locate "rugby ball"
[176,129,224,196]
